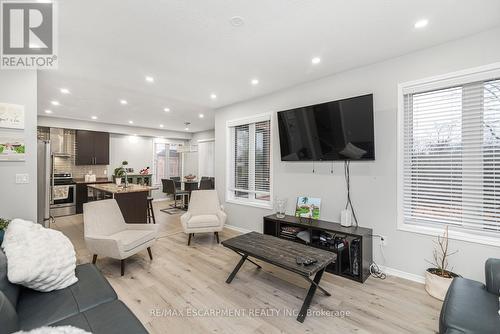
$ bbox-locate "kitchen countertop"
[74,178,112,184]
[87,183,158,194]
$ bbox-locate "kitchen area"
[37,127,157,226]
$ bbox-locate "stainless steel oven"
[50,172,76,217]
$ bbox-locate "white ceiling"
[38,0,500,133]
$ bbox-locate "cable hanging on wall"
[344,160,359,228]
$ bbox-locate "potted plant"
[425,226,459,300]
[114,161,129,186]
[0,218,10,244]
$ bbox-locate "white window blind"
[402,77,500,236]
[228,116,271,205]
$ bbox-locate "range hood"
[49,128,73,157]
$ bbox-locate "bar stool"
[147,197,156,224]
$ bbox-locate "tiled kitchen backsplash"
[53,157,108,179]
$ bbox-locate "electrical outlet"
[15,173,29,184]
[380,235,388,247]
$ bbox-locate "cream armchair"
[180,190,227,245]
[83,199,158,276]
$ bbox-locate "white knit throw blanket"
[14,326,91,334]
[2,219,78,292]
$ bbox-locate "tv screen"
[277,94,374,161]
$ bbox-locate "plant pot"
[115,178,122,186]
[0,230,4,244]
[424,268,459,301]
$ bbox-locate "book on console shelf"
[279,226,304,240]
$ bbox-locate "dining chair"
[170,176,181,190]
[199,178,213,190]
[161,178,189,214]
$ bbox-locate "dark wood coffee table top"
[222,232,336,277]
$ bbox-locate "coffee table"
[222,232,337,322]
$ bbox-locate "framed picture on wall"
[0,131,26,161]
[0,104,25,129]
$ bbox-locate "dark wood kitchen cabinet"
[75,130,109,165]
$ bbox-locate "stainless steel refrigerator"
[37,140,53,227]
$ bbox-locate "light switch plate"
[15,173,29,184]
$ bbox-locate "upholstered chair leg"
[188,233,192,246]
[147,247,153,260]
[214,232,220,244]
[92,254,97,264]
[121,259,125,276]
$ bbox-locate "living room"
[1,1,500,334]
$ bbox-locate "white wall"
[215,27,500,282]
[0,71,38,221]
[109,134,153,174]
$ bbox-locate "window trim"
[152,138,185,186]
[397,62,500,247]
[226,113,273,209]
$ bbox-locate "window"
[227,115,272,207]
[399,64,500,243]
[153,141,183,185]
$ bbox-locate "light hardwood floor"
[52,201,442,334]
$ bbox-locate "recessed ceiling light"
[51,100,60,106]
[44,110,52,114]
[185,127,189,131]
[60,88,70,94]
[128,120,134,124]
[230,16,245,27]
[210,93,217,100]
[91,116,98,120]
[164,107,170,112]
[414,19,429,29]
[120,100,128,105]
[159,124,164,128]
[145,76,154,83]
[311,57,321,65]
[199,114,204,119]
[251,79,259,86]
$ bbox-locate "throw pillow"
[2,219,78,292]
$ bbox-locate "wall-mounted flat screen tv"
[277,94,374,161]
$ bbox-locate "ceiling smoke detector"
[230,16,245,27]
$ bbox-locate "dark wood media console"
[263,214,372,283]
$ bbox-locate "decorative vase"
[275,198,287,218]
[424,268,459,301]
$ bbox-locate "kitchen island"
[88,183,158,224]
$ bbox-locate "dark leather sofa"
[0,249,147,334]
[439,258,500,334]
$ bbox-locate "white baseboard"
[224,225,425,285]
[379,265,425,284]
[225,224,253,234]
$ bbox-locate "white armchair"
[180,190,227,245]
[83,199,158,276]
